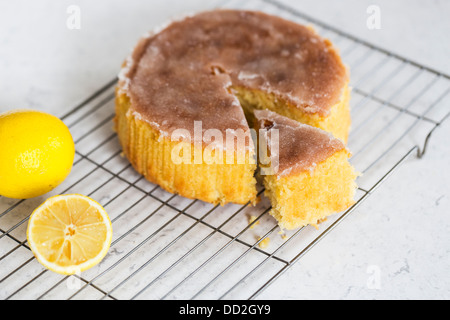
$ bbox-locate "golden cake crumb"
[248,215,260,229]
[278,230,288,241]
[258,237,270,249]
[312,217,329,230]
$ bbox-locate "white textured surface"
[0,0,449,300]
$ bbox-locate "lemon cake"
[254,110,358,230]
[115,9,350,206]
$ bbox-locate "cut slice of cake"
[254,110,358,230]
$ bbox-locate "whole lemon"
[0,110,75,199]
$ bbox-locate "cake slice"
[254,110,358,230]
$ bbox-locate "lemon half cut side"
[27,194,113,275]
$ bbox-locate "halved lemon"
[27,194,113,275]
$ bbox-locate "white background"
[0,0,449,299]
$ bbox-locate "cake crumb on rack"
[317,217,327,224]
[312,217,328,230]
[248,215,260,229]
[278,230,288,241]
[258,237,270,249]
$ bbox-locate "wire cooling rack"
[1,0,449,300]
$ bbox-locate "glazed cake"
[115,9,351,206]
[254,110,358,230]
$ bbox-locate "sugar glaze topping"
[119,10,348,149]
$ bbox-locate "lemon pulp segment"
[27,194,112,275]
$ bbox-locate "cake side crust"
[115,90,258,206]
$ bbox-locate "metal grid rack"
[1,0,449,300]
